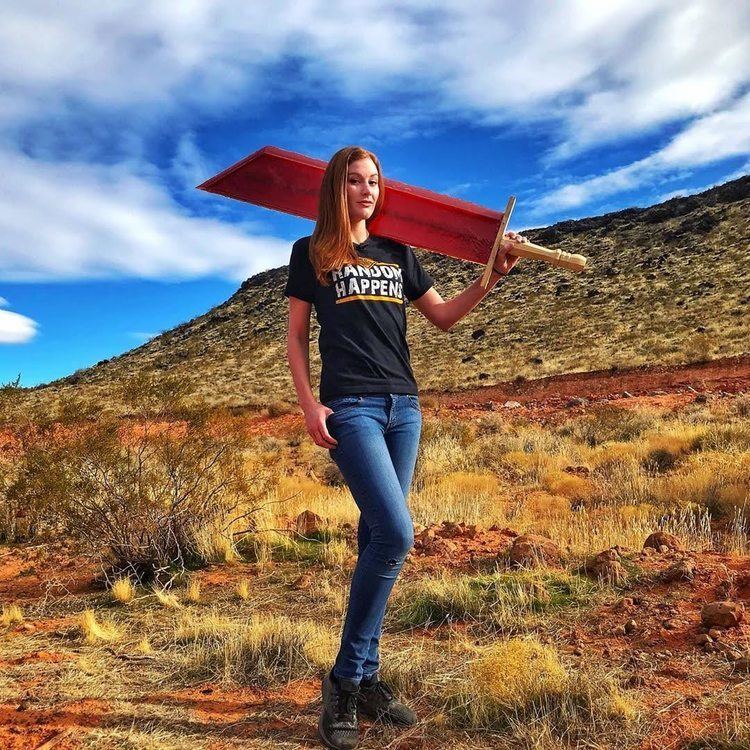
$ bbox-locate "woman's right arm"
[286,297,338,449]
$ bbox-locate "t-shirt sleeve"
[283,239,316,303]
[402,244,435,301]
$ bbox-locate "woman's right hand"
[304,402,339,449]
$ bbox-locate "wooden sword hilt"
[480,195,588,288]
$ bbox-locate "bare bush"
[8,374,257,582]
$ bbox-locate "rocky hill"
[23,176,750,412]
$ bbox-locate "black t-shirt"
[283,233,435,403]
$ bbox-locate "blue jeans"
[324,393,422,685]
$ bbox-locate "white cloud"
[2,1,748,153]
[0,298,38,344]
[0,0,748,275]
[0,147,290,282]
[530,91,750,213]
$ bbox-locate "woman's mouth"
[359,201,373,206]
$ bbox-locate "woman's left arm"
[412,231,529,332]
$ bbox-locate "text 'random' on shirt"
[282,234,435,403]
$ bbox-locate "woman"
[283,146,528,750]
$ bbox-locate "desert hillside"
[22,175,750,412]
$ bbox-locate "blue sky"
[1,1,749,386]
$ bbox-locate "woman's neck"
[350,220,369,244]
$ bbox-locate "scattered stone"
[625,619,637,634]
[696,634,713,646]
[563,465,591,477]
[708,627,724,640]
[295,510,324,536]
[429,538,458,555]
[643,531,684,552]
[414,527,436,548]
[290,573,314,590]
[503,400,522,409]
[566,396,589,407]
[662,618,680,630]
[508,534,562,568]
[581,548,629,585]
[660,558,696,582]
[732,656,750,673]
[701,601,744,629]
[440,520,462,538]
[716,642,743,659]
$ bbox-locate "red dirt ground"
[240,354,750,438]
[2,354,750,749]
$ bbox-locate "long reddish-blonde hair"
[309,146,385,286]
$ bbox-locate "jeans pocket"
[325,396,364,416]
[406,394,421,411]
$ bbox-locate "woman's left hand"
[494,230,529,275]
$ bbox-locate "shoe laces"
[335,685,358,720]
[370,678,395,702]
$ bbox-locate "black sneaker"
[318,669,360,750]
[356,674,417,726]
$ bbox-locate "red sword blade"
[197,145,507,265]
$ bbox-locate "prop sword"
[197,145,587,287]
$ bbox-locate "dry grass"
[79,609,122,644]
[390,568,600,632]
[111,577,135,604]
[443,635,638,738]
[183,577,202,603]
[152,587,182,609]
[235,579,252,601]
[173,609,337,686]
[1,603,23,627]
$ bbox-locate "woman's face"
[346,157,380,223]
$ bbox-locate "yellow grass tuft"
[111,577,135,604]
[184,577,202,603]
[80,609,122,644]
[444,635,638,732]
[152,587,182,609]
[136,637,153,654]
[1,603,24,627]
[174,609,336,685]
[235,579,252,601]
[469,637,568,709]
[541,469,595,502]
